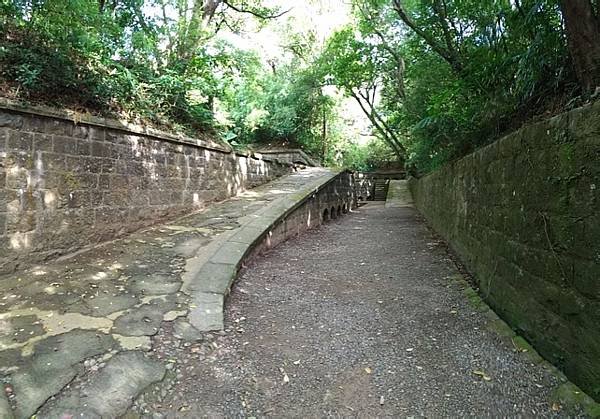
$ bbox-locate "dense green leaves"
[322,0,581,173]
[0,0,285,132]
[0,0,379,168]
[3,0,581,173]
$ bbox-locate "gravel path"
[145,203,570,418]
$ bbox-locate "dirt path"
[141,203,576,418]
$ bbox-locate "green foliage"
[7,0,574,175]
[324,0,579,174]
[0,0,373,167]
[340,138,398,171]
[0,0,283,132]
[220,57,337,159]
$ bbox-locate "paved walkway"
[0,168,334,418]
[134,203,585,418]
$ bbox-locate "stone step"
[373,179,390,201]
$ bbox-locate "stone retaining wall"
[0,104,292,274]
[409,100,600,400]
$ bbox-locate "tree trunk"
[321,109,327,162]
[349,91,406,159]
[560,0,600,93]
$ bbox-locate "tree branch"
[222,0,292,20]
[392,0,463,73]
[352,89,407,157]
[350,91,401,157]
[433,0,461,62]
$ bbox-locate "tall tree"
[559,0,600,93]
[322,28,407,159]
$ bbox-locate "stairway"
[372,178,390,201]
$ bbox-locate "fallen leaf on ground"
[472,370,492,381]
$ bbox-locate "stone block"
[188,292,225,331]
[0,212,6,235]
[0,112,24,129]
[573,259,600,300]
[88,190,103,206]
[109,174,130,190]
[169,190,184,204]
[187,261,237,295]
[102,190,130,207]
[228,226,265,246]
[568,99,600,145]
[149,190,172,205]
[88,127,105,141]
[211,241,248,267]
[113,144,134,163]
[72,124,89,139]
[6,210,37,234]
[140,176,159,191]
[33,133,53,152]
[53,135,80,155]
[105,129,125,144]
[40,153,66,172]
[94,207,128,228]
[99,158,117,174]
[97,173,110,190]
[7,130,33,152]
[129,191,149,206]
[70,156,104,174]
[125,160,143,176]
[0,129,7,152]
[90,141,111,158]
[43,118,73,136]
[0,189,18,208]
[44,190,81,211]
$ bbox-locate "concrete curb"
[0,391,13,419]
[182,169,353,331]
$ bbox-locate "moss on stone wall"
[410,100,600,401]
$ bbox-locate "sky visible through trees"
[1,1,598,172]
